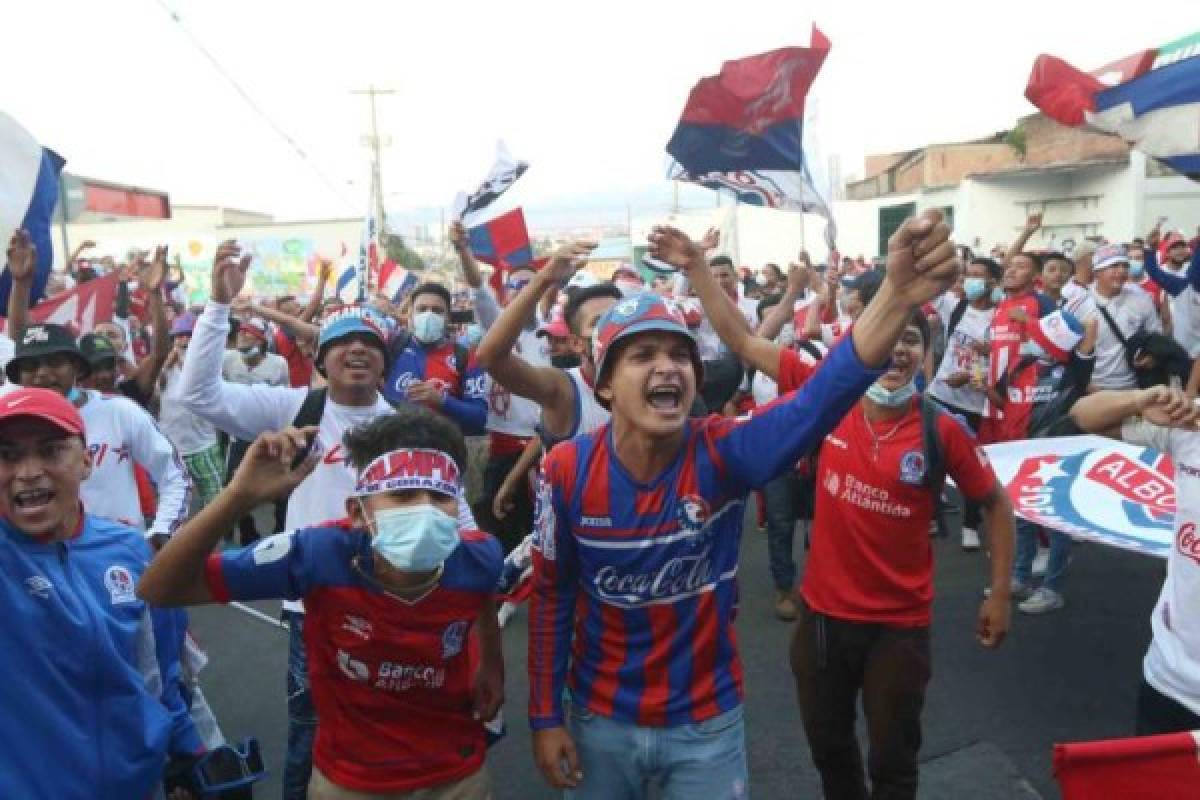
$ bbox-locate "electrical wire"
[153,0,356,211]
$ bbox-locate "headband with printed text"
[353,448,461,498]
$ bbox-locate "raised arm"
[677,228,782,378]
[123,399,193,540]
[5,229,36,343]
[1004,212,1042,268]
[298,259,331,323]
[474,247,587,412]
[757,260,807,342]
[138,427,316,606]
[1070,386,1200,436]
[249,300,320,341]
[450,221,485,290]
[129,246,172,397]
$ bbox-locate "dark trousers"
[481,450,533,554]
[791,600,931,800]
[764,471,801,591]
[283,611,317,800]
[227,439,286,544]
[1135,679,1200,736]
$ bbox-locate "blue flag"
[0,112,65,309]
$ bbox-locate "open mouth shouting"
[646,383,685,415]
[12,487,55,516]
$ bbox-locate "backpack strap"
[946,296,969,339]
[920,393,951,538]
[291,387,328,429]
[453,342,470,395]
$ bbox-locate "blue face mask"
[412,310,446,344]
[1129,260,1145,279]
[991,286,1007,304]
[464,324,484,349]
[865,380,916,408]
[67,387,82,404]
[366,503,460,572]
[963,277,987,301]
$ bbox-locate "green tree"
[384,233,425,270]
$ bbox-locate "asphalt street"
[190,506,1167,799]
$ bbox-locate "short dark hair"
[1042,251,1074,270]
[1012,251,1044,272]
[969,256,1004,282]
[564,283,622,335]
[343,406,467,475]
[709,255,735,271]
[410,282,452,312]
[857,271,885,308]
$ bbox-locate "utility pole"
[350,85,395,239]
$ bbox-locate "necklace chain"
[863,406,905,461]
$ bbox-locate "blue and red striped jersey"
[527,337,880,729]
[204,524,502,793]
[383,338,488,435]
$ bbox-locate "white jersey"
[181,302,477,612]
[486,328,550,439]
[1088,286,1162,390]
[222,350,290,388]
[929,305,994,414]
[1122,419,1200,715]
[157,366,218,456]
[77,389,192,538]
[544,367,610,443]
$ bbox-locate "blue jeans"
[763,472,800,592]
[1013,519,1071,592]
[565,700,748,800]
[283,611,317,800]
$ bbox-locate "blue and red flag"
[1025,32,1200,179]
[377,259,417,303]
[666,26,835,237]
[0,112,65,309]
[468,207,535,301]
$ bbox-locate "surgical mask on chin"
[412,311,446,344]
[963,277,987,301]
[1128,260,1145,279]
[616,280,642,298]
[551,353,581,370]
[366,503,460,572]
[865,380,916,408]
[1020,339,1048,360]
[991,286,1006,304]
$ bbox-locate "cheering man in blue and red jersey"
[528,210,962,798]
[383,281,488,435]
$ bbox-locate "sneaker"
[774,591,799,621]
[1019,587,1065,615]
[961,527,981,551]
[1031,548,1050,577]
[984,579,1033,602]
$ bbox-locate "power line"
[153,0,355,211]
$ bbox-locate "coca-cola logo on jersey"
[1178,523,1200,566]
[593,551,716,606]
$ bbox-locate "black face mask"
[551,353,581,370]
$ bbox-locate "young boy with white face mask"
[139,407,504,799]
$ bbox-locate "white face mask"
[412,310,445,344]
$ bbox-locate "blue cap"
[316,305,392,366]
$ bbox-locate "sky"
[6,0,1195,228]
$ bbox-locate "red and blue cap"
[316,306,392,368]
[591,292,702,405]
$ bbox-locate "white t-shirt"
[157,366,217,456]
[930,305,994,414]
[77,389,191,537]
[180,302,477,615]
[222,350,290,388]
[1088,286,1161,390]
[1061,279,1090,307]
[1122,418,1200,715]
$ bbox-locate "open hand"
[543,241,596,286]
[700,227,720,253]
[139,245,167,292]
[1025,212,1043,233]
[648,226,704,272]
[211,240,252,304]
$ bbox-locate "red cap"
[538,309,571,339]
[0,388,85,437]
[239,318,270,341]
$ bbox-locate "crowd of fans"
[2,207,1199,800]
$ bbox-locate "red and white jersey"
[802,400,997,626]
[205,524,502,792]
